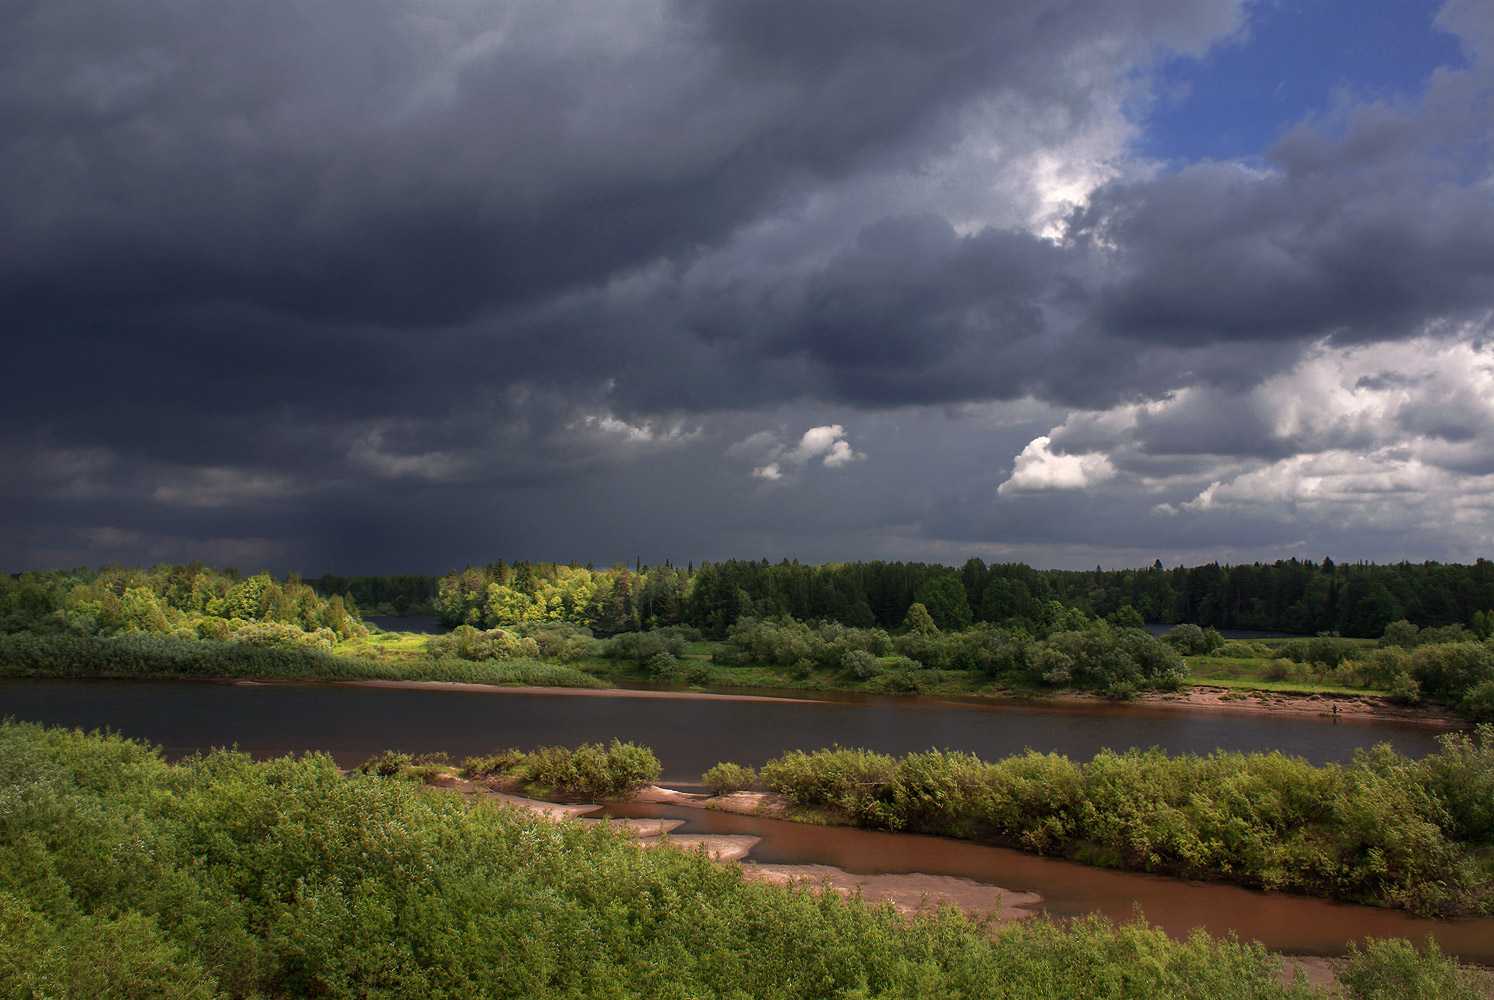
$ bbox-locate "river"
[3,677,1487,963]
[0,678,1456,778]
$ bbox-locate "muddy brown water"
[2,678,1484,961]
[600,802,1494,965]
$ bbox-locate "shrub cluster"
[0,631,355,679]
[754,727,1494,918]
[701,761,758,795]
[603,629,690,667]
[430,620,603,662]
[425,623,542,661]
[6,721,1490,999]
[1160,624,1226,655]
[1340,940,1488,1000]
[1261,624,1494,719]
[461,739,660,800]
[712,615,1185,696]
[1030,624,1186,696]
[1272,634,1364,670]
[0,631,608,689]
[719,617,894,672]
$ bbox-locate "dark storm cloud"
[1075,86,1494,348]
[0,0,1212,332]
[1,0,1246,489]
[7,0,1494,572]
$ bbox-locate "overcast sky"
[5,0,1493,575]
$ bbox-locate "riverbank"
[1094,685,1463,726]
[323,677,821,704]
[5,627,1473,726]
[297,674,1470,727]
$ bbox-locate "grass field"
[1183,656,1377,697]
[338,628,432,662]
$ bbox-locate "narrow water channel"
[600,801,1494,966]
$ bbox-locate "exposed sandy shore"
[1125,685,1464,726]
[433,775,1042,921]
[322,678,821,704]
[239,675,1467,727]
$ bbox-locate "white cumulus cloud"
[997,435,1117,493]
[730,423,864,481]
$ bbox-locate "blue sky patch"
[1140,0,1468,163]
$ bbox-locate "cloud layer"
[3,0,1491,572]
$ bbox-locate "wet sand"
[437,775,1041,921]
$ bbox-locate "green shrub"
[1340,939,1488,1000]
[702,761,758,795]
[840,648,880,679]
[460,748,528,779]
[1387,672,1421,704]
[761,747,896,820]
[357,750,411,777]
[755,732,1494,916]
[710,644,753,666]
[866,666,923,693]
[1212,640,1269,658]
[424,624,541,662]
[1161,624,1223,654]
[523,740,661,800]
[645,650,682,680]
[604,631,688,668]
[1460,679,1494,722]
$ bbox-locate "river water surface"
[3,678,1487,963]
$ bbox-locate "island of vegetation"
[695,726,1494,919]
[4,720,1488,999]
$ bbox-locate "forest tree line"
[0,563,365,648]
[425,556,1494,639]
[9,557,1493,642]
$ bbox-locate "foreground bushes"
[750,727,1494,918]
[0,721,1389,999]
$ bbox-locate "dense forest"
[0,563,365,647]
[426,556,1494,639]
[9,557,1492,642]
